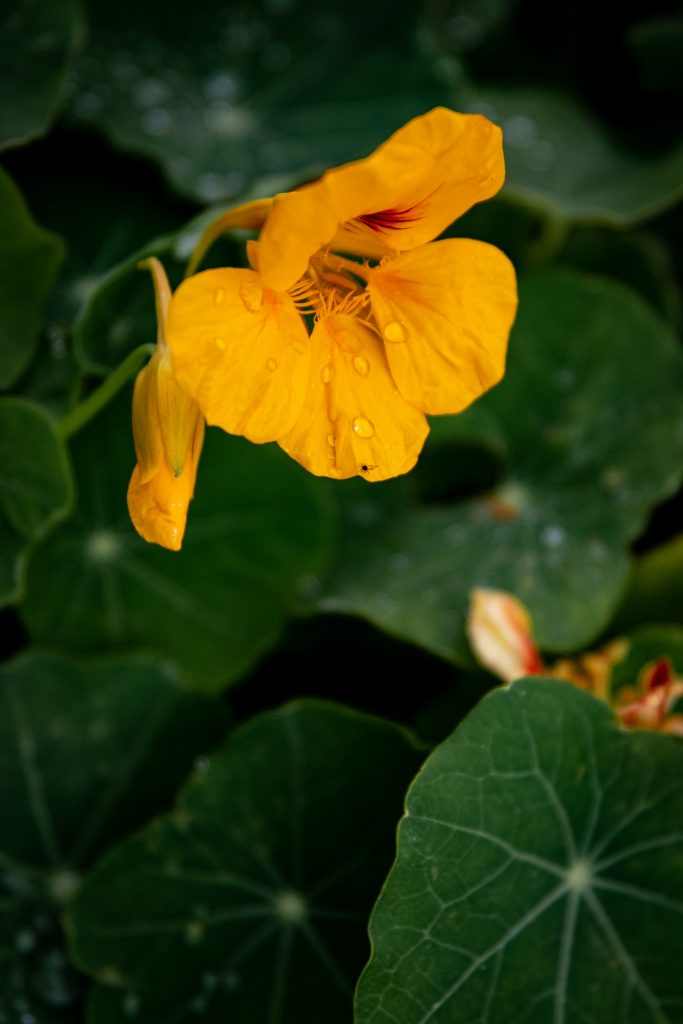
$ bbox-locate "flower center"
[287,248,370,323]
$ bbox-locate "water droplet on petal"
[289,334,307,354]
[327,434,336,447]
[353,355,369,377]
[213,287,225,306]
[267,358,278,372]
[238,282,263,313]
[384,321,405,343]
[214,336,226,350]
[353,416,375,439]
[321,365,334,383]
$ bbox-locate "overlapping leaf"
[0,0,84,150]
[0,170,64,389]
[0,398,73,607]
[316,271,683,661]
[0,650,227,1022]
[356,677,683,1023]
[20,390,334,689]
[67,0,441,202]
[479,87,683,225]
[67,702,423,1023]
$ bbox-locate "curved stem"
[58,344,154,440]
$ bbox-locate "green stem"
[58,344,154,440]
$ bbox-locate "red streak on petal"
[645,657,673,692]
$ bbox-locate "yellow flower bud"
[127,258,205,551]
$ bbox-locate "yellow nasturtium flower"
[127,258,205,550]
[166,107,518,482]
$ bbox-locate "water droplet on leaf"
[353,355,369,377]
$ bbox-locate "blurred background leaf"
[20,390,335,690]
[0,398,73,607]
[0,170,64,389]
[315,271,683,661]
[0,0,85,151]
[0,650,228,1022]
[67,0,443,203]
[67,702,422,1023]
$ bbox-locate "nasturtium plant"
[0,397,73,607]
[316,271,683,661]
[68,0,442,202]
[0,170,64,389]
[20,390,334,689]
[615,534,683,634]
[0,0,84,151]
[67,702,423,1023]
[0,650,227,1022]
[356,677,683,1024]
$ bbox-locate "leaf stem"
[58,344,154,440]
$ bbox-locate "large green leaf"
[317,272,683,661]
[67,0,441,202]
[66,702,423,1023]
[0,0,85,150]
[472,87,683,225]
[0,397,73,607]
[20,389,334,689]
[0,170,64,389]
[356,677,683,1023]
[0,650,228,1023]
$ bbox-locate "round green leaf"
[0,170,64,389]
[67,1,441,202]
[477,87,683,225]
[66,701,423,1023]
[0,397,73,607]
[0,0,85,150]
[0,650,228,1023]
[21,389,334,689]
[356,677,683,1024]
[317,271,683,661]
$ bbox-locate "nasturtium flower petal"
[166,267,310,443]
[259,108,505,292]
[278,314,429,481]
[368,239,518,414]
[127,412,204,552]
[131,352,164,485]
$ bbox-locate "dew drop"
[353,416,375,439]
[289,334,307,354]
[267,358,278,372]
[214,336,226,350]
[327,435,336,447]
[353,355,369,377]
[185,920,206,945]
[384,321,406,343]
[540,524,566,549]
[321,364,334,384]
[213,287,225,306]
[238,282,263,313]
[122,992,140,1017]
